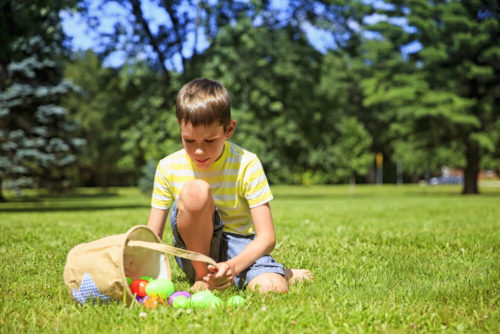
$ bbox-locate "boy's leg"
[225,233,287,293]
[248,270,314,293]
[177,179,215,281]
[247,273,289,293]
[224,233,314,293]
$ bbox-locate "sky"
[60,0,336,70]
[61,1,130,68]
[60,0,421,70]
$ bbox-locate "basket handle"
[126,240,218,268]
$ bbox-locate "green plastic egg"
[208,295,222,307]
[190,291,216,308]
[145,278,175,299]
[172,295,190,309]
[227,295,245,307]
[140,276,154,282]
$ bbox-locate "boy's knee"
[248,273,289,294]
[179,180,212,213]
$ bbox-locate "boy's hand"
[202,262,235,290]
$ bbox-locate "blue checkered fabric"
[72,272,111,305]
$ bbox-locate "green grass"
[1,185,499,333]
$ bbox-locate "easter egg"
[190,291,214,308]
[208,295,222,307]
[140,276,154,282]
[136,295,148,304]
[227,295,245,307]
[145,278,175,299]
[126,276,132,286]
[130,279,149,297]
[168,291,191,306]
[172,295,190,309]
[144,296,166,309]
[190,291,221,308]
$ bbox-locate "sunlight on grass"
[0,185,499,332]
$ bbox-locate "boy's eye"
[205,139,214,143]
[184,139,195,143]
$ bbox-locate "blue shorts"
[169,200,285,288]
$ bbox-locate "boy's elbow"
[266,234,276,253]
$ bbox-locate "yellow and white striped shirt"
[151,142,273,235]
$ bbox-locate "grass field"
[1,184,499,333]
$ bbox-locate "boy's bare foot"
[284,269,314,285]
[190,280,211,292]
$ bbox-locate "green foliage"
[187,18,331,183]
[479,118,500,173]
[1,185,499,331]
[0,1,82,198]
[27,0,496,192]
[393,138,466,178]
[63,50,125,186]
[330,117,373,183]
[63,51,181,186]
[317,49,380,183]
[360,0,500,193]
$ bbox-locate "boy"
[147,78,312,293]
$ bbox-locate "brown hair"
[176,78,231,128]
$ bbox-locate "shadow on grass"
[274,193,356,200]
[272,192,455,200]
[40,192,120,199]
[0,204,149,213]
[3,191,120,203]
[274,190,500,200]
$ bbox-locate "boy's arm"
[147,207,169,239]
[206,203,276,285]
[229,202,276,274]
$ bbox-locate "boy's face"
[179,120,236,169]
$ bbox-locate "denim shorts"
[169,200,285,288]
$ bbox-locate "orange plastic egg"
[144,296,166,309]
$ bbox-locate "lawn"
[0,184,499,333]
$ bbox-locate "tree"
[361,0,500,194]
[63,49,183,187]
[112,62,181,183]
[187,18,326,183]
[64,50,131,186]
[76,0,382,185]
[318,48,392,184]
[329,117,372,188]
[0,1,83,200]
[80,0,259,80]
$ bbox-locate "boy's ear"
[225,120,237,139]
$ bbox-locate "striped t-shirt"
[151,141,273,235]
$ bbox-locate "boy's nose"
[194,147,205,155]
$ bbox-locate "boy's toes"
[284,269,314,285]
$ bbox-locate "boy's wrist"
[226,258,240,276]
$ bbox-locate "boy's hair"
[176,78,231,128]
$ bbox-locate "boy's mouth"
[195,158,209,165]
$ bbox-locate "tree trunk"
[462,141,480,195]
[0,178,5,202]
[349,174,356,196]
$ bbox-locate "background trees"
[0,0,82,200]
[360,0,500,194]
[192,18,326,183]
[1,0,498,198]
